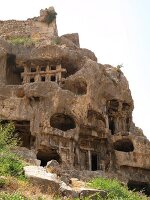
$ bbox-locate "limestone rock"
[0,7,150,195]
[46,159,59,167]
[69,178,86,188]
[24,166,59,194]
[59,182,79,198]
[46,159,61,176]
[79,188,107,199]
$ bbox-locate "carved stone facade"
[0,7,150,195]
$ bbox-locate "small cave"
[6,54,23,85]
[113,139,134,152]
[109,117,115,135]
[128,180,150,196]
[50,113,76,131]
[37,148,61,167]
[62,79,87,95]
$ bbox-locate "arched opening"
[128,180,150,196]
[37,148,61,167]
[113,139,134,152]
[50,113,76,131]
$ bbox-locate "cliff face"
[0,7,149,192]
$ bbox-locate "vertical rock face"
[0,7,149,191]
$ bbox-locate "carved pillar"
[56,64,62,83]
[45,65,50,82]
[88,150,91,171]
[23,65,30,84]
[35,66,41,82]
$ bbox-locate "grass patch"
[0,121,55,199]
[0,192,27,200]
[7,36,36,46]
[0,151,25,179]
[0,177,6,188]
[87,177,148,200]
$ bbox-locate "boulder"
[24,166,59,194]
[46,160,61,176]
[79,188,107,199]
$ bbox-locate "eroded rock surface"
[0,6,150,195]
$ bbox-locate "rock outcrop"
[0,6,150,195]
[24,166,107,199]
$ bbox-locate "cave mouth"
[128,180,150,196]
[37,148,61,167]
[50,113,76,131]
[113,139,134,152]
[6,54,23,85]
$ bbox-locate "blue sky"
[0,0,150,139]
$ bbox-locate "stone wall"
[0,7,58,43]
[0,20,57,42]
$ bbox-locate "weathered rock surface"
[0,6,150,196]
[24,166,107,198]
[11,147,40,166]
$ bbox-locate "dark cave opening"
[6,54,23,85]
[113,139,134,152]
[128,180,150,196]
[50,113,76,131]
[91,153,98,171]
[37,148,61,167]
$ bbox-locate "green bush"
[0,121,17,150]
[0,152,24,178]
[87,178,148,200]
[45,10,57,25]
[0,177,6,188]
[0,122,25,179]
[7,37,35,46]
[0,192,26,200]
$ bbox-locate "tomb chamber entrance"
[37,148,61,167]
[50,113,76,131]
